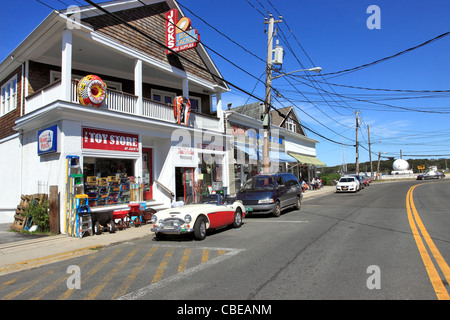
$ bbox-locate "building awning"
[264,149,298,163]
[235,144,259,160]
[288,152,327,167]
[234,143,297,163]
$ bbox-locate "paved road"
[1,179,449,302]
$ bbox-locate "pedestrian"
[301,180,308,192]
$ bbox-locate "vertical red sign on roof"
[165,9,200,54]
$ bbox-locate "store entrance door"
[142,148,153,200]
[175,167,196,204]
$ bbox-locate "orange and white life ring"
[173,96,191,125]
[77,75,107,107]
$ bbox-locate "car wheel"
[295,196,302,211]
[94,221,102,235]
[194,216,207,240]
[233,208,242,228]
[272,201,281,217]
[109,220,116,233]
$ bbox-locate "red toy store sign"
[165,8,200,54]
[82,127,139,153]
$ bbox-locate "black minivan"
[236,173,302,217]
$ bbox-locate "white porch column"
[216,92,223,133]
[134,59,143,115]
[61,29,72,101]
[182,78,189,98]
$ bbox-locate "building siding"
[82,2,217,85]
[0,66,23,140]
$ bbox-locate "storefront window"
[233,146,258,192]
[83,157,135,207]
[197,153,224,199]
[83,157,134,177]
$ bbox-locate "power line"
[315,31,450,78]
[296,77,450,94]
[286,75,450,114]
[177,1,266,64]
[244,0,266,17]
[39,1,356,148]
[82,0,269,106]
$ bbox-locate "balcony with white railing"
[24,80,221,131]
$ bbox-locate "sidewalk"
[0,186,335,276]
[302,185,335,200]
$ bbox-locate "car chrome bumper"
[151,226,194,235]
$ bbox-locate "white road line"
[117,248,245,300]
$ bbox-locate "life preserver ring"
[77,75,107,107]
[173,96,191,125]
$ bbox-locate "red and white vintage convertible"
[150,194,245,240]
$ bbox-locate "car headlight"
[150,215,157,224]
[184,214,192,224]
[258,198,274,204]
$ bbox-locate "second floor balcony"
[25,79,221,131]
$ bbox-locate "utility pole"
[263,14,282,173]
[355,111,360,175]
[377,151,381,180]
[368,124,373,180]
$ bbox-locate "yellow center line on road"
[85,246,141,300]
[152,247,175,283]
[111,246,158,300]
[178,248,192,273]
[201,249,209,264]
[0,278,17,291]
[406,183,450,300]
[1,269,55,300]
[58,247,122,300]
[31,253,98,300]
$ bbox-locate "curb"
[0,188,336,275]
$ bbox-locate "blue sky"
[2,0,450,168]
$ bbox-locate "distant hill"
[321,158,449,175]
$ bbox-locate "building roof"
[228,103,306,136]
[0,0,229,93]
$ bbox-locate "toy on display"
[173,96,191,125]
[77,74,107,107]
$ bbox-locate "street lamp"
[262,65,322,173]
[271,67,322,80]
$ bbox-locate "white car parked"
[336,176,359,193]
[151,194,246,240]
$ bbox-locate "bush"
[320,173,340,186]
[24,198,50,232]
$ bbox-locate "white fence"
[25,80,220,130]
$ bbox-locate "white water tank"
[393,159,409,171]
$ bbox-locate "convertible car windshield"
[203,194,222,204]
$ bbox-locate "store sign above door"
[165,8,200,54]
[82,127,139,153]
